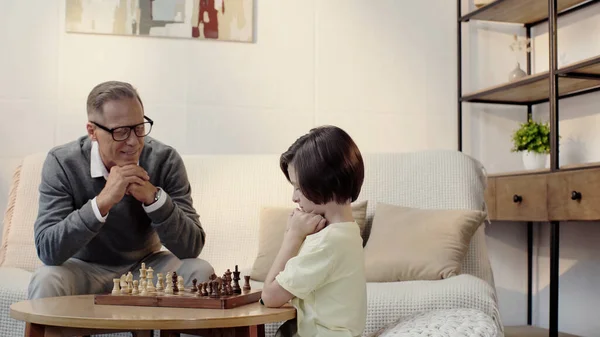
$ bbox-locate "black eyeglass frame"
[91,116,154,142]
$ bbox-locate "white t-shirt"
[275,222,367,337]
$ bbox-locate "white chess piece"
[120,275,128,294]
[132,280,139,295]
[177,276,184,293]
[139,263,147,281]
[164,272,174,294]
[146,267,156,293]
[126,272,134,294]
[156,273,164,291]
[112,278,120,295]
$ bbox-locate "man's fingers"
[125,176,147,186]
[119,165,150,180]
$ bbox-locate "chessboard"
[94,264,262,309]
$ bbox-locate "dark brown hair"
[280,125,364,204]
[86,81,144,118]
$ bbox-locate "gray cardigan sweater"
[33,136,206,266]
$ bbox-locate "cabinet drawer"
[495,175,548,221]
[484,177,497,220]
[548,168,600,221]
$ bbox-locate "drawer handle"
[513,194,522,203]
[571,191,582,201]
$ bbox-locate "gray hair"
[86,81,144,118]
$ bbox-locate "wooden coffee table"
[10,295,296,337]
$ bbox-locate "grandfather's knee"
[178,258,215,284]
[28,266,74,299]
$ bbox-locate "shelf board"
[505,325,580,337]
[558,54,600,76]
[486,161,600,178]
[460,0,596,25]
[461,55,600,105]
[488,168,550,178]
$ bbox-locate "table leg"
[160,331,180,337]
[161,325,265,337]
[24,323,44,337]
[24,323,152,337]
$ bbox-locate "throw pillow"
[251,200,368,282]
[363,202,486,282]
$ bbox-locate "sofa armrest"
[0,267,31,337]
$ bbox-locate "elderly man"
[28,80,213,299]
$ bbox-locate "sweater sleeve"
[34,153,105,266]
[146,150,205,259]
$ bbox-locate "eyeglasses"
[91,116,154,141]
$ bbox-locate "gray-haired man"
[28,80,214,299]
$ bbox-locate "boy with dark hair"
[261,125,367,337]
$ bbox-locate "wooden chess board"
[94,288,262,309]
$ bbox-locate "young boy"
[261,125,367,337]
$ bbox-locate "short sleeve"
[275,244,334,299]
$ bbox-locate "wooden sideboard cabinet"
[485,167,600,222]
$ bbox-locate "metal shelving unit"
[457,1,600,336]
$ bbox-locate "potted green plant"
[511,119,551,170]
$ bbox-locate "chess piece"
[201,282,208,296]
[220,278,227,296]
[209,280,218,297]
[120,275,129,294]
[132,280,139,295]
[243,275,251,292]
[192,279,198,293]
[165,279,174,295]
[207,282,213,297]
[177,276,184,293]
[112,278,120,295]
[232,265,241,294]
[146,270,156,293]
[172,272,179,293]
[139,263,147,281]
[156,273,164,291]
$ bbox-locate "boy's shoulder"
[303,222,362,251]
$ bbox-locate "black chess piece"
[243,275,251,292]
[172,272,179,293]
[211,280,219,297]
[201,282,208,296]
[232,265,242,294]
[220,278,227,296]
[192,278,198,293]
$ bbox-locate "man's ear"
[86,122,97,141]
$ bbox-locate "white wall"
[0,0,457,228]
[462,1,600,336]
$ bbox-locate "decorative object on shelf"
[508,63,527,82]
[511,119,552,170]
[65,0,254,43]
[474,0,494,8]
[508,34,531,82]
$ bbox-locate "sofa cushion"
[368,308,498,337]
[363,202,485,282]
[250,200,368,282]
[0,154,46,272]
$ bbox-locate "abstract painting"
[65,0,254,42]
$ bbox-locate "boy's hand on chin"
[286,208,327,239]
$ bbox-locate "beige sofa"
[0,149,503,337]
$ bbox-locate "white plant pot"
[522,151,548,170]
